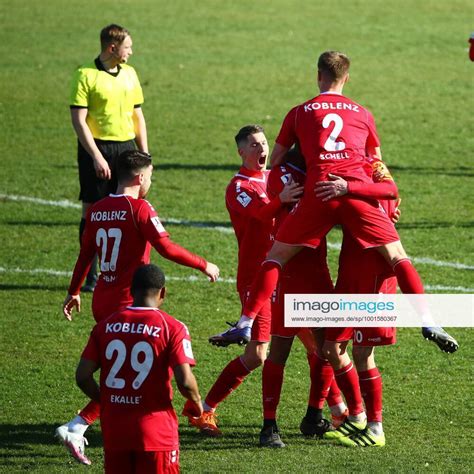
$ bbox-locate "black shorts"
[77,139,136,203]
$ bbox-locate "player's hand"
[182,399,203,418]
[279,179,304,204]
[391,198,402,224]
[63,294,81,321]
[93,156,111,180]
[372,161,393,183]
[204,262,220,282]
[314,174,348,201]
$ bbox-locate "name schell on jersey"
[303,102,360,113]
[237,191,252,207]
[90,210,127,222]
[105,322,162,338]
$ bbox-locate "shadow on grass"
[4,221,77,227]
[0,284,67,291]
[0,423,102,448]
[396,220,474,229]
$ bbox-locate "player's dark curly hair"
[234,124,265,147]
[116,149,152,183]
[131,264,165,295]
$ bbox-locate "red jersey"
[81,306,196,451]
[68,194,206,320]
[275,93,380,187]
[226,167,278,291]
[267,163,330,275]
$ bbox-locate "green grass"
[1,0,473,472]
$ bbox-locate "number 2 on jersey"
[96,228,122,272]
[322,113,346,152]
[105,339,154,390]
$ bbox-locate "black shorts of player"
[77,139,136,203]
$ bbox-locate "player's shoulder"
[157,309,190,336]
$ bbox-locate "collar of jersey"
[318,91,343,96]
[125,306,159,311]
[235,167,266,182]
[286,162,306,175]
[95,57,121,77]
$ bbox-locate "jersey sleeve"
[347,180,398,200]
[68,210,98,295]
[226,180,282,222]
[267,167,290,199]
[275,107,298,148]
[365,110,381,149]
[168,320,196,368]
[137,201,207,271]
[70,68,89,108]
[81,324,101,364]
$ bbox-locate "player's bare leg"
[376,242,459,353]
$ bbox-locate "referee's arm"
[70,108,111,180]
[133,106,149,154]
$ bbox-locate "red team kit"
[59,50,459,469]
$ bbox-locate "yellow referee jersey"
[70,58,144,141]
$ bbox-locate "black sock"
[305,406,323,422]
[263,418,277,430]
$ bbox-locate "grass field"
[1,0,473,472]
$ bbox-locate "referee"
[70,24,149,291]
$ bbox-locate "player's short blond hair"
[100,24,130,50]
[317,51,350,82]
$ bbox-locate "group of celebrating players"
[55,24,459,474]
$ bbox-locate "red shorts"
[276,195,399,249]
[239,288,271,343]
[104,449,179,474]
[327,240,397,346]
[271,251,334,338]
[325,326,396,346]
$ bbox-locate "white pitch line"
[0,266,473,293]
[1,193,473,270]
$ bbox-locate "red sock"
[205,357,251,409]
[262,359,285,419]
[308,354,334,409]
[79,400,100,424]
[326,378,343,407]
[334,362,364,416]
[359,368,383,423]
[393,258,424,294]
[243,261,281,318]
